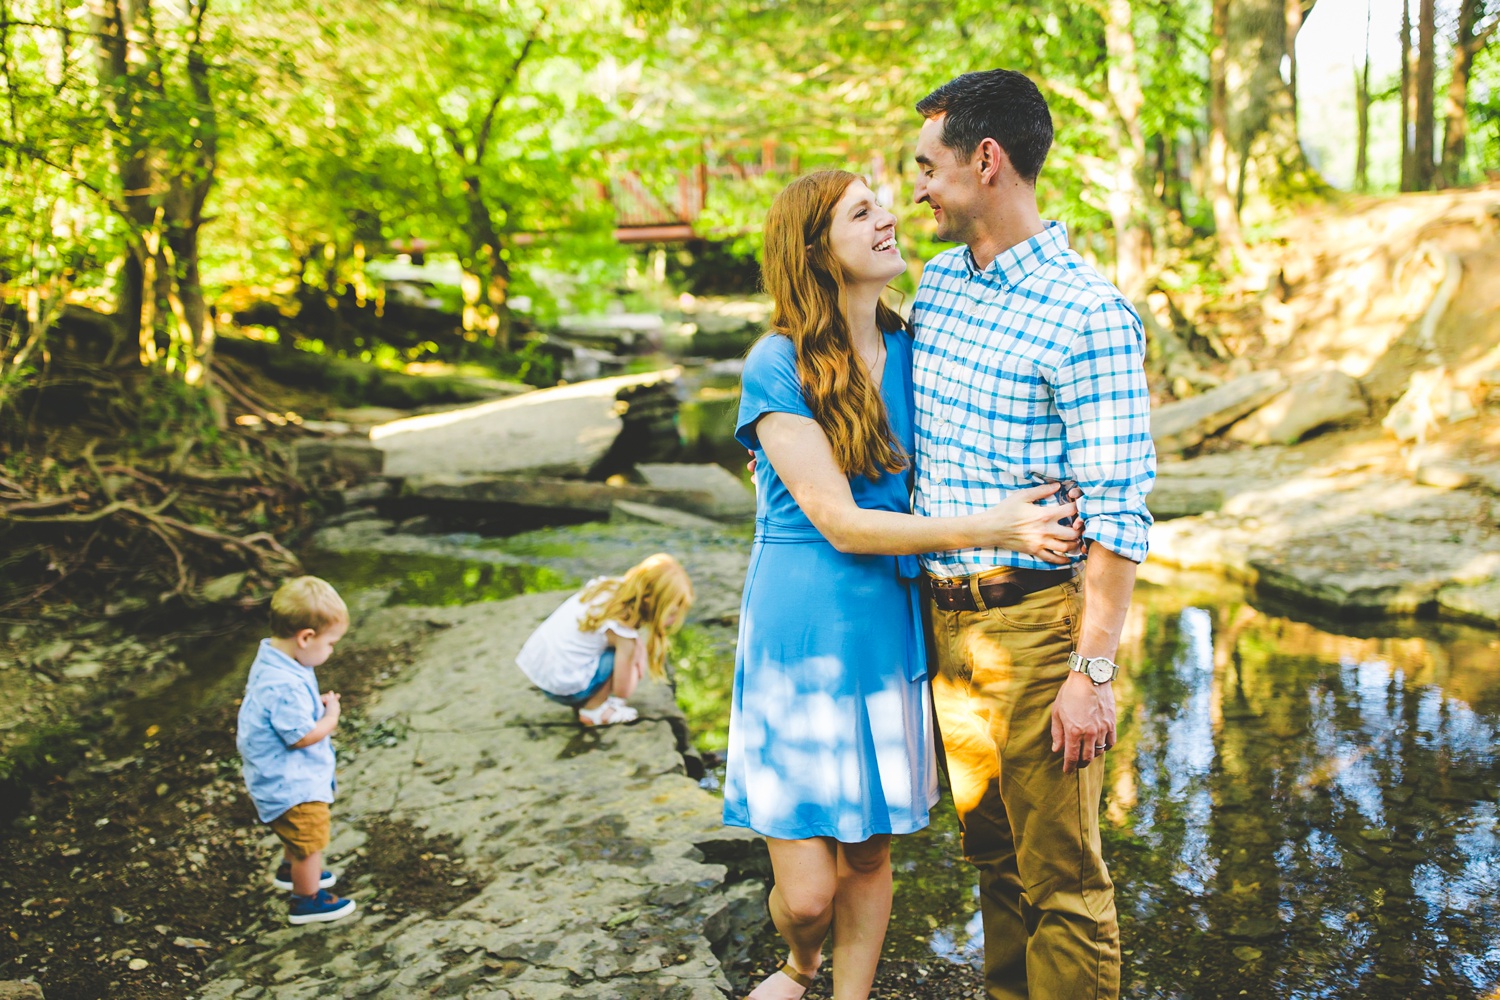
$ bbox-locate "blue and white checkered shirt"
[911,220,1155,575]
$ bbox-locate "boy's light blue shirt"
[236,639,336,824]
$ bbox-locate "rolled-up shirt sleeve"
[268,686,318,747]
[1053,297,1156,563]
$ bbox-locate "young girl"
[516,553,694,726]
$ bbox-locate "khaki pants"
[929,577,1120,1000]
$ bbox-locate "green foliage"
[670,624,736,752]
[132,373,226,453]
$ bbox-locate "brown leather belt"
[927,566,1076,613]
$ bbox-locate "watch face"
[1086,658,1115,683]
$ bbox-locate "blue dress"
[722,332,938,843]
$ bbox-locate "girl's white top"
[516,578,639,696]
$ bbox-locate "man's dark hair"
[915,70,1053,182]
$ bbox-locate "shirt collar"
[964,220,1069,289]
[257,638,311,674]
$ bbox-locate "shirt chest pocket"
[952,355,1048,426]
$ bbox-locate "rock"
[61,660,105,680]
[401,474,732,521]
[612,501,726,531]
[370,369,679,479]
[1383,368,1478,442]
[1414,461,1473,490]
[173,936,213,950]
[339,480,393,507]
[557,312,665,352]
[1148,466,1500,616]
[1225,369,1368,445]
[198,572,248,604]
[634,463,755,518]
[31,640,73,666]
[1145,478,1227,520]
[1150,371,1286,453]
[298,420,354,436]
[1436,579,1500,626]
[195,592,747,999]
[0,982,44,999]
[291,438,385,480]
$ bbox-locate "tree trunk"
[1400,0,1415,191]
[91,0,218,390]
[1225,0,1321,207]
[459,174,512,352]
[1209,0,1243,246]
[1413,0,1437,190]
[1440,0,1488,187]
[92,0,156,355]
[1103,0,1152,298]
[1355,0,1371,191]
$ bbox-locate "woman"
[724,170,1082,1000]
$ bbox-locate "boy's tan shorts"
[269,802,331,860]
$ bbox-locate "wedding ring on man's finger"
[1094,744,1108,751]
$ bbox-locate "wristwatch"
[1068,651,1119,685]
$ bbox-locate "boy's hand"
[321,691,341,723]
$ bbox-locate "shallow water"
[106,549,575,748]
[96,532,1500,997]
[686,570,1500,999]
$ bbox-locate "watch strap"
[1068,651,1118,684]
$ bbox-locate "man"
[909,69,1155,1000]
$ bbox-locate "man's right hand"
[973,483,1083,563]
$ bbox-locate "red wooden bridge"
[604,139,797,243]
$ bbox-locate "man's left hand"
[1049,672,1116,773]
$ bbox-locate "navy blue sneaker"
[287,888,356,925]
[272,863,337,891]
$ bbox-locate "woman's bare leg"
[830,835,892,1000]
[747,836,837,999]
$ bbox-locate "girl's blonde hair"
[761,169,908,480]
[577,553,693,680]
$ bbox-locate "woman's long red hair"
[761,170,907,480]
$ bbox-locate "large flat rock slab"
[1151,371,1286,453]
[370,369,679,478]
[1225,368,1368,446]
[1149,454,1500,620]
[198,594,757,999]
[401,473,744,522]
[635,463,755,518]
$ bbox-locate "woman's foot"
[745,959,819,1000]
[577,696,638,726]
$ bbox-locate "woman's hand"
[969,483,1084,563]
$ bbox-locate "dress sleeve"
[735,334,814,451]
[601,620,639,640]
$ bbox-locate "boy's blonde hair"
[269,576,349,638]
[578,553,693,681]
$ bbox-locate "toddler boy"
[237,575,357,925]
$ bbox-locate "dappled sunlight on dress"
[722,331,938,843]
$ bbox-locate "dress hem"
[721,795,939,843]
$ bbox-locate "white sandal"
[577,696,638,727]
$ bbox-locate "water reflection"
[1099,576,1500,999]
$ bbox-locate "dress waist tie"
[753,519,928,684]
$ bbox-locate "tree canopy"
[1,0,1495,406]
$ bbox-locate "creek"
[101,518,1500,999]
